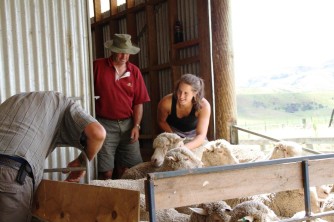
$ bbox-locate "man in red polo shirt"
[93,33,150,179]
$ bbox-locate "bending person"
[157,74,211,150]
[0,91,106,222]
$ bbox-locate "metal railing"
[231,125,322,155]
[145,153,334,222]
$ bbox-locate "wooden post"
[198,0,214,140]
[93,0,105,58]
[146,5,159,138]
[168,0,181,84]
[210,0,237,141]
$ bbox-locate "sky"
[89,0,125,17]
[230,0,334,85]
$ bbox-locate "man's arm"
[65,121,106,182]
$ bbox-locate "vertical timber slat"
[211,0,237,140]
[198,0,214,140]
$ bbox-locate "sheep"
[121,146,203,180]
[91,144,204,194]
[189,201,232,222]
[267,140,303,160]
[140,193,190,222]
[157,146,203,172]
[201,140,239,166]
[90,178,146,194]
[225,182,332,219]
[228,200,280,222]
[230,145,266,163]
[121,161,159,179]
[226,187,327,218]
[151,132,186,167]
[319,192,334,221]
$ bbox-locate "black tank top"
[166,96,198,132]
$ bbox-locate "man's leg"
[0,166,33,222]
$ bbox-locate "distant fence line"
[231,125,334,153]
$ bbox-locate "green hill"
[236,89,334,125]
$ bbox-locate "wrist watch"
[135,124,141,130]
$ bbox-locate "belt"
[98,116,131,122]
[111,118,131,123]
[0,154,34,185]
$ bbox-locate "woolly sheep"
[121,146,203,180]
[140,193,190,222]
[229,200,280,222]
[151,132,186,167]
[225,186,327,219]
[200,139,265,164]
[260,187,324,218]
[230,145,266,163]
[201,140,239,166]
[157,146,203,172]
[189,201,232,222]
[319,192,334,221]
[90,178,146,194]
[121,161,158,179]
[267,140,303,160]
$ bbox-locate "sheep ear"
[205,144,214,152]
[167,156,176,161]
[189,207,208,216]
[175,137,185,144]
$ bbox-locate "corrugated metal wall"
[0,0,94,181]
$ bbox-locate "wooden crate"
[32,180,140,222]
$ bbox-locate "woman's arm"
[157,94,173,133]
[184,98,211,150]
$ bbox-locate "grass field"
[236,89,334,142]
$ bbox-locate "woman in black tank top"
[157,74,211,150]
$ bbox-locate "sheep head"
[160,147,203,171]
[189,201,232,222]
[268,141,303,160]
[151,132,185,167]
[202,141,239,166]
[229,200,280,222]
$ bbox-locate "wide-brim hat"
[104,33,140,55]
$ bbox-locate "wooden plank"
[309,158,334,186]
[32,180,139,222]
[153,162,303,209]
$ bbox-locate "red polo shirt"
[93,57,150,120]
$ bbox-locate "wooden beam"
[110,0,117,16]
[93,0,102,22]
[148,157,334,210]
[32,180,140,222]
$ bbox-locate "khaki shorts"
[0,166,33,222]
[97,117,143,172]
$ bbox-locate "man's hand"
[130,126,140,143]
[64,157,86,183]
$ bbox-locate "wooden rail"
[145,153,334,222]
